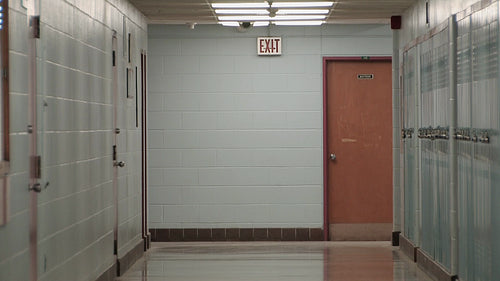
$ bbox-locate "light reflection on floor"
[116,242,435,281]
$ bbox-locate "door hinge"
[112,51,116,67]
[30,155,41,179]
[113,145,117,161]
[114,239,118,255]
[2,68,7,79]
[30,15,41,39]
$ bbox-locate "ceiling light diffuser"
[219,21,269,27]
[272,2,334,8]
[274,15,327,20]
[218,15,326,21]
[253,21,270,26]
[218,15,272,21]
[274,20,325,25]
[212,2,269,8]
[214,1,333,27]
[220,22,241,26]
[276,9,330,14]
[215,9,269,14]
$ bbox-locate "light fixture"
[215,9,270,14]
[274,20,325,25]
[212,1,333,26]
[220,22,242,27]
[271,2,334,8]
[220,21,269,28]
[218,15,327,21]
[218,15,271,21]
[253,21,270,27]
[276,9,330,15]
[212,2,269,8]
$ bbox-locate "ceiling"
[129,0,417,25]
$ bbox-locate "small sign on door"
[357,74,374,80]
[257,37,282,56]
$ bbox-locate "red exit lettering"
[257,37,282,55]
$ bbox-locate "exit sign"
[257,37,282,56]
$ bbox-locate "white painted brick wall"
[148,24,392,229]
[0,1,147,281]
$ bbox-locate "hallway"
[1,1,499,281]
[116,242,435,281]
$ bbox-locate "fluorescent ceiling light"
[212,2,269,8]
[275,15,327,20]
[220,21,269,27]
[212,1,334,9]
[218,15,326,21]
[215,9,269,14]
[253,21,270,26]
[276,9,330,14]
[220,22,241,26]
[274,20,325,25]
[218,15,271,21]
[272,2,334,8]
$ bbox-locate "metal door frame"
[140,51,150,249]
[0,0,10,227]
[322,56,392,240]
[112,31,119,256]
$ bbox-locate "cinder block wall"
[147,24,392,238]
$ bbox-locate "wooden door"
[326,60,392,240]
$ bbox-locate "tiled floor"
[116,242,435,281]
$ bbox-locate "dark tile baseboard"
[95,263,116,281]
[399,234,458,281]
[392,231,401,246]
[399,233,418,262]
[95,238,149,280]
[117,240,145,276]
[416,248,458,281]
[150,228,324,242]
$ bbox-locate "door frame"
[322,56,392,240]
[111,31,119,255]
[140,50,150,249]
[0,0,9,227]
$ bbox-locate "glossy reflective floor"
[116,242,435,281]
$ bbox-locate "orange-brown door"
[326,60,392,240]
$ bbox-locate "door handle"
[29,182,49,193]
[29,183,42,193]
[330,153,336,161]
[114,161,125,167]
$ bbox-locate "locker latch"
[30,16,41,39]
[30,155,41,179]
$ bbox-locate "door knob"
[330,153,336,161]
[114,161,125,167]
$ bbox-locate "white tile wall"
[148,24,392,229]
[0,1,147,281]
